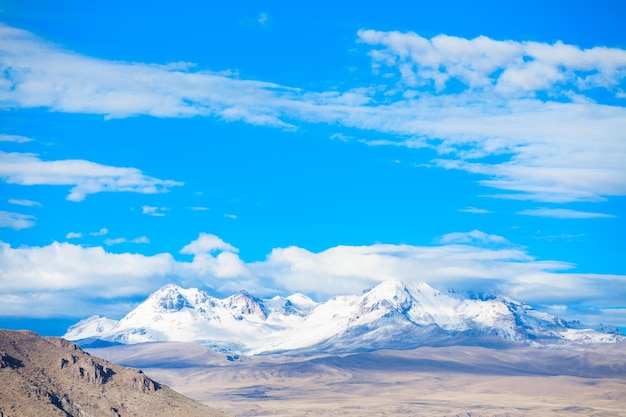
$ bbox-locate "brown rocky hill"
[0,330,231,417]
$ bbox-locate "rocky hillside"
[0,330,230,417]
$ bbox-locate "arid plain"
[90,340,626,417]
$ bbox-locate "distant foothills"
[64,280,623,355]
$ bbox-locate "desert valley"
[89,340,626,417]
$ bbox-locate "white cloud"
[258,12,269,25]
[0,240,175,298]
[187,206,209,211]
[142,205,168,216]
[65,232,83,239]
[0,232,624,327]
[90,227,109,236]
[0,134,33,143]
[459,206,492,214]
[436,230,510,245]
[2,24,626,203]
[357,30,626,95]
[0,23,295,127]
[104,236,150,246]
[0,210,36,230]
[0,151,182,202]
[180,233,238,255]
[517,208,616,219]
[8,198,41,207]
[178,233,250,280]
[224,213,237,219]
[330,133,352,142]
[251,241,626,319]
[352,31,626,203]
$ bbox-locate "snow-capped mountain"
[64,280,622,354]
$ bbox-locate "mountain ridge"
[0,329,230,417]
[65,280,622,355]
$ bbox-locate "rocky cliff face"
[0,330,230,417]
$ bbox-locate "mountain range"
[65,280,622,354]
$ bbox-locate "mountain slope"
[0,330,230,417]
[65,280,622,354]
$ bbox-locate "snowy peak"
[64,315,119,341]
[350,280,413,323]
[150,284,193,311]
[65,280,623,354]
[225,291,267,320]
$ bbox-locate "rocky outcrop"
[0,330,230,417]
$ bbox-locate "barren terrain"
[90,341,626,416]
[0,330,230,417]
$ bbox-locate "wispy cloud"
[330,133,352,142]
[142,206,168,217]
[436,230,510,245]
[104,236,150,246]
[2,24,625,204]
[257,12,269,25]
[459,206,492,214]
[224,213,237,219]
[187,206,209,211]
[0,134,33,143]
[354,30,626,203]
[89,228,109,236]
[0,210,36,230]
[65,232,83,239]
[0,151,182,202]
[518,208,616,219]
[0,23,295,127]
[8,198,41,207]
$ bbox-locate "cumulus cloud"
[0,151,182,202]
[0,210,36,230]
[180,233,238,254]
[517,208,616,219]
[0,232,624,327]
[357,29,626,95]
[0,241,175,299]
[178,233,249,279]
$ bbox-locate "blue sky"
[1,0,625,335]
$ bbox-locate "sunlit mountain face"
[65,281,623,354]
